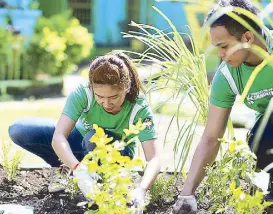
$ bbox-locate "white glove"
[131,186,146,214]
[73,164,101,199]
[173,195,197,214]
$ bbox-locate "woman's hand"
[130,186,146,213]
[73,163,101,199]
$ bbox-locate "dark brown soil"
[144,176,210,214]
[10,168,273,214]
[1,168,271,214]
[0,167,87,214]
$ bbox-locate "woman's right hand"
[73,163,101,199]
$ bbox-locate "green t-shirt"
[210,62,273,114]
[62,84,157,154]
[210,30,273,114]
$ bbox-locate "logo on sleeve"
[143,117,154,130]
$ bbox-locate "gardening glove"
[173,195,197,214]
[130,186,146,214]
[73,163,101,200]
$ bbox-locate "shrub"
[76,121,150,213]
[24,11,94,78]
[200,138,273,213]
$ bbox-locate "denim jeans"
[8,117,133,167]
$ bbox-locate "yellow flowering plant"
[24,11,94,78]
[229,181,273,214]
[199,138,264,213]
[78,120,150,214]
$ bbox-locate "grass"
[0,98,64,141]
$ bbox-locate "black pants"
[248,113,273,173]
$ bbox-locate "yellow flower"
[181,169,187,178]
[229,142,236,152]
[93,124,104,136]
[117,176,132,185]
[118,156,131,165]
[233,187,242,199]
[88,161,98,172]
[130,158,144,167]
[135,119,146,131]
[231,181,236,192]
[94,147,107,158]
[90,124,113,146]
[123,125,140,137]
[106,150,122,163]
[123,128,131,136]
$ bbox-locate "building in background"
[1,0,272,47]
[0,0,41,36]
[37,0,192,47]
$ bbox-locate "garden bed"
[0,167,87,214]
[2,167,272,214]
[0,167,214,214]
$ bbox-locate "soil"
[0,167,87,214]
[1,167,271,214]
[0,167,212,214]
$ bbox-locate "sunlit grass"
[0,99,64,140]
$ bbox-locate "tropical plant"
[124,6,211,176]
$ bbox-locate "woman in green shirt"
[9,52,161,209]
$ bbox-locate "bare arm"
[51,114,79,169]
[181,104,231,195]
[139,139,161,191]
